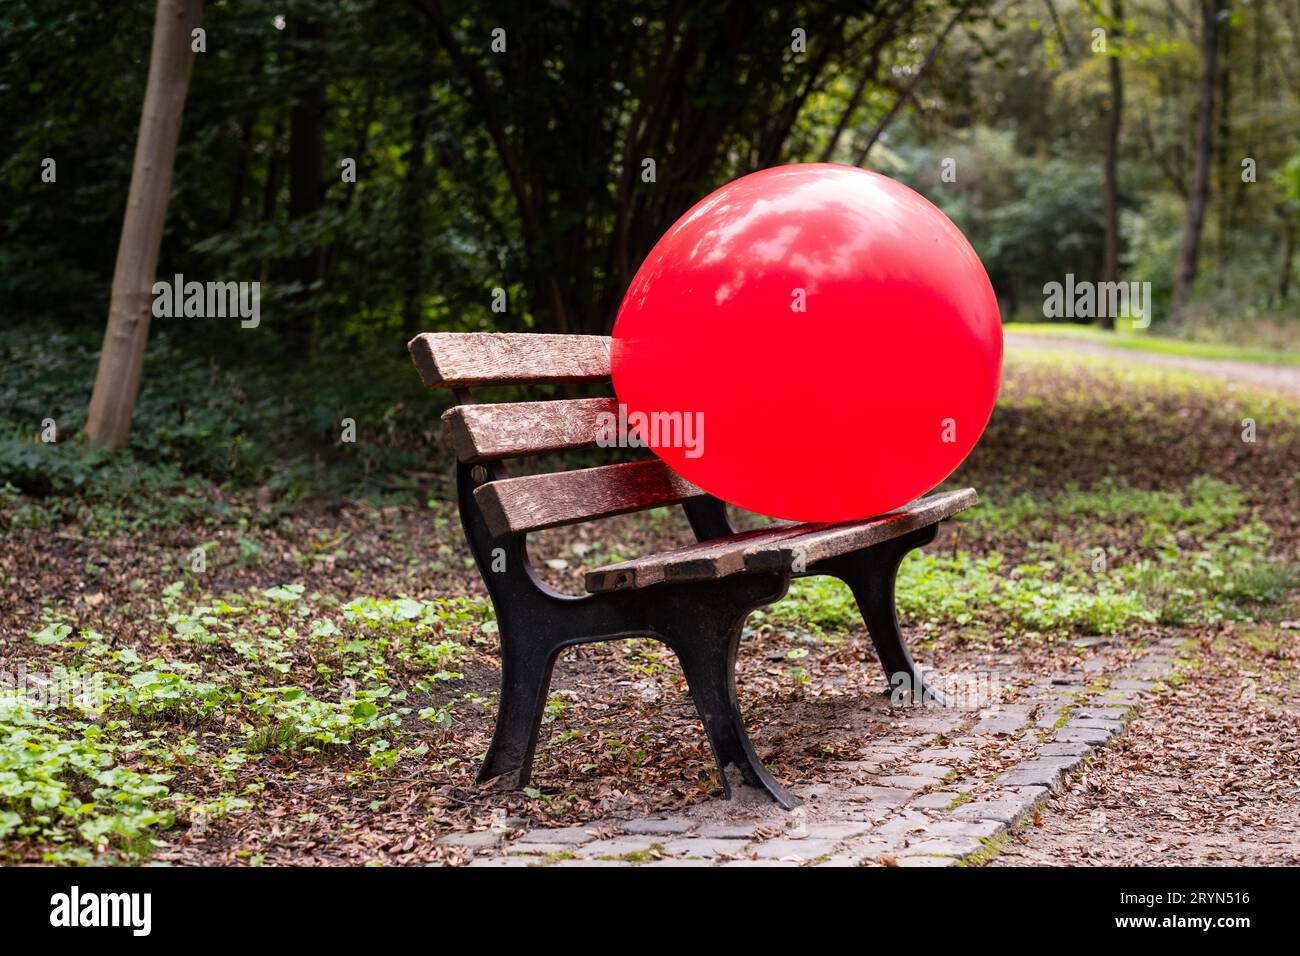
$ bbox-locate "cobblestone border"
[437,636,1185,867]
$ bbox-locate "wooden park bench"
[409,332,977,808]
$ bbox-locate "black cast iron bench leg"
[815,525,950,707]
[477,630,566,787]
[662,574,797,809]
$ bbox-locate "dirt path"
[1005,332,1300,400]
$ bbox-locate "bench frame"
[452,392,947,809]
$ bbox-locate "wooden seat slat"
[409,332,612,388]
[743,489,977,573]
[584,489,977,592]
[584,520,806,592]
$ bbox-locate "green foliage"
[0,697,175,862]
[244,685,400,753]
[4,0,1298,348]
[0,579,496,862]
[759,578,861,636]
[0,322,449,529]
[765,478,1294,641]
[961,475,1248,544]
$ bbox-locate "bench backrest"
[409,332,708,538]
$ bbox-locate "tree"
[1170,0,1223,323]
[411,0,969,335]
[1099,0,1124,328]
[85,0,203,448]
[287,16,328,356]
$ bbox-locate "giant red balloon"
[611,163,1002,523]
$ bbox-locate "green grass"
[1005,322,1300,367]
[758,477,1296,643]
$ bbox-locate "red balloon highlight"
[611,163,1002,523]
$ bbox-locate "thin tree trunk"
[1280,214,1296,303]
[225,110,256,228]
[1100,0,1124,328]
[1170,0,1223,323]
[1229,0,1262,232]
[854,0,973,166]
[401,89,431,338]
[1042,0,1073,59]
[289,19,327,357]
[1216,12,1231,257]
[86,0,203,449]
[818,9,909,163]
[288,23,326,228]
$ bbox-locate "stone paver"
[1054,724,1113,745]
[1037,742,1092,757]
[515,826,596,845]
[573,836,659,858]
[1074,706,1128,721]
[621,817,695,836]
[643,857,715,867]
[924,818,1004,840]
[794,822,874,841]
[915,746,976,763]
[910,791,960,810]
[895,854,954,867]
[878,774,945,789]
[504,842,573,856]
[846,784,915,807]
[435,830,502,849]
[658,837,752,859]
[950,787,1048,823]
[899,836,984,858]
[695,824,756,839]
[749,838,841,861]
[997,754,1086,789]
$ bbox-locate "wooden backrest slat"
[443,397,619,463]
[409,332,611,388]
[474,459,704,536]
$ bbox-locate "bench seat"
[585,488,976,592]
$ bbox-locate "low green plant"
[0,698,175,862]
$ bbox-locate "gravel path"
[1005,332,1300,399]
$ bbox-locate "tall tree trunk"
[225,108,257,228]
[401,91,431,338]
[86,0,203,449]
[1279,213,1296,303]
[289,19,327,355]
[1100,0,1124,328]
[1215,11,1231,257]
[1170,0,1224,323]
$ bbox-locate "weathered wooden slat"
[474,459,705,536]
[584,521,806,592]
[442,397,620,463]
[583,489,978,593]
[408,332,611,388]
[743,489,978,573]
